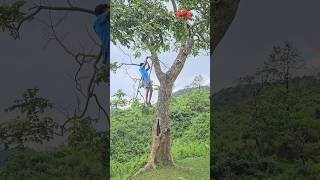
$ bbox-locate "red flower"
[182,10,187,15]
[187,10,192,17]
[177,9,181,17]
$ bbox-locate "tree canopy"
[111,0,209,57]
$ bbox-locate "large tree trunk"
[144,79,174,170]
[138,38,193,173]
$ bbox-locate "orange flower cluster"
[176,9,192,20]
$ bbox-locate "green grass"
[112,156,210,180]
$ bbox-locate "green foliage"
[95,64,109,85]
[0,85,209,179]
[212,76,320,179]
[0,0,26,39]
[170,111,194,139]
[0,89,108,179]
[110,87,210,178]
[5,88,52,118]
[111,0,209,56]
[0,117,108,179]
[0,147,108,179]
[1,89,57,149]
[212,44,320,179]
[111,89,128,109]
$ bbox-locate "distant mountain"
[173,86,210,97]
[212,75,320,178]
[212,76,320,108]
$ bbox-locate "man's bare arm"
[145,57,151,70]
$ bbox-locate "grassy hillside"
[212,76,320,179]
[111,88,210,179]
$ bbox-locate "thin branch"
[59,51,102,136]
[44,9,107,136]
[145,43,165,80]
[93,94,110,126]
[116,63,140,69]
[171,0,178,14]
[16,4,95,34]
[168,34,195,80]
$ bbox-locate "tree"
[0,1,108,136]
[111,89,128,109]
[211,1,240,178]
[0,1,109,176]
[211,0,240,52]
[1,89,57,150]
[263,41,302,111]
[112,0,209,171]
[189,74,205,89]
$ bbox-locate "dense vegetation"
[0,1,109,179]
[0,86,209,179]
[0,90,108,179]
[212,42,320,179]
[0,117,108,179]
[111,87,210,179]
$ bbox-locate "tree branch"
[93,94,110,127]
[58,51,103,136]
[45,13,107,136]
[146,44,165,80]
[171,0,178,14]
[168,35,195,81]
[16,4,95,36]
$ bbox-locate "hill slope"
[111,88,210,179]
[212,76,320,179]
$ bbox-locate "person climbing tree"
[139,57,153,107]
[94,3,110,64]
[112,0,209,173]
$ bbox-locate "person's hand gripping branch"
[144,56,151,71]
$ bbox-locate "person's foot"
[147,102,152,106]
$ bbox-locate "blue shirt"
[139,66,150,81]
[94,12,109,64]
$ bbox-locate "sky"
[0,0,106,118]
[0,0,210,148]
[213,0,320,92]
[110,2,210,103]
[0,0,106,149]
[0,1,210,119]
[110,46,210,103]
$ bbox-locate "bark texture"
[140,38,194,172]
[144,80,174,170]
[211,0,240,52]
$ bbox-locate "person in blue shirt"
[139,57,153,106]
[94,3,110,65]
